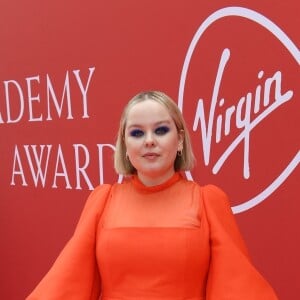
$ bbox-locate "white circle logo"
[178,7,299,213]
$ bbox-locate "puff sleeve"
[26,184,112,300]
[202,185,278,300]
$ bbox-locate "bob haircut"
[114,91,195,175]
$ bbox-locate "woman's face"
[124,99,183,186]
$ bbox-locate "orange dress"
[26,173,278,300]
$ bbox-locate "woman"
[27,91,278,299]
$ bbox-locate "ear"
[177,130,184,151]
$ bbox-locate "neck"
[137,170,175,186]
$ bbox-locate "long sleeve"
[202,184,278,300]
[26,184,112,300]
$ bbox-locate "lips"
[142,153,160,159]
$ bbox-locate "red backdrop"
[0,1,299,299]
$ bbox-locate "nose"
[144,131,155,147]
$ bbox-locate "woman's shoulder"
[184,180,231,211]
[200,184,228,198]
[182,178,227,197]
[81,184,112,213]
[91,183,112,194]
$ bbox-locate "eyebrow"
[126,120,172,130]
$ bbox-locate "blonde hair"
[114,91,195,175]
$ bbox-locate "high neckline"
[131,172,182,193]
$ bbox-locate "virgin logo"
[178,7,300,213]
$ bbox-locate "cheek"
[164,136,180,151]
[125,138,140,154]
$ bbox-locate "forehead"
[126,100,173,126]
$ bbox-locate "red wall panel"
[0,1,299,299]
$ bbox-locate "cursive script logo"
[178,7,300,213]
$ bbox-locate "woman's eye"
[155,126,170,135]
[129,129,144,137]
